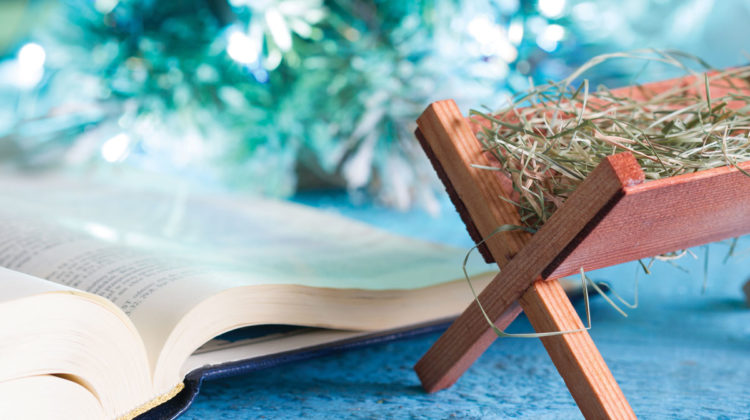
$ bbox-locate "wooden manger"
[413,75,750,419]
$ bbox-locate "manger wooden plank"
[414,100,636,418]
[607,70,750,108]
[521,280,634,419]
[415,102,530,267]
[414,300,523,392]
[546,160,750,279]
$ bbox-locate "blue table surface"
[180,193,750,419]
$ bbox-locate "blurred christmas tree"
[1,0,747,209]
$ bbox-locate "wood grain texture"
[547,160,750,279]
[414,100,636,419]
[415,127,494,264]
[415,100,530,266]
[521,280,634,419]
[414,301,523,392]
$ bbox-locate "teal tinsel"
[2,0,529,207]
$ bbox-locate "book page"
[0,174,492,368]
[0,375,105,420]
[0,266,73,303]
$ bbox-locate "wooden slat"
[414,100,636,419]
[414,128,495,263]
[608,70,750,107]
[415,103,531,267]
[521,280,634,419]
[547,160,750,279]
[414,301,523,392]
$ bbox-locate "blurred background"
[1,0,750,211]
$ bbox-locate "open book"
[0,173,507,419]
